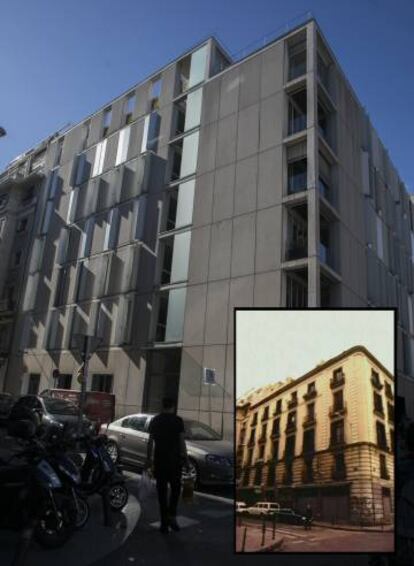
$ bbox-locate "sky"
[0,0,413,190]
[236,310,394,396]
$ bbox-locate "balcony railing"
[329,405,347,418]
[303,415,316,428]
[371,376,383,391]
[330,437,345,448]
[271,429,281,439]
[330,373,345,389]
[258,435,266,444]
[331,467,347,481]
[287,398,298,409]
[303,389,317,401]
[285,422,297,434]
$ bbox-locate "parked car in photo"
[100,413,233,486]
[0,393,15,427]
[8,395,93,433]
[236,501,247,514]
[245,502,281,517]
[273,508,308,526]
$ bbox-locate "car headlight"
[205,454,232,467]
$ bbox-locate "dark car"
[8,395,93,433]
[0,393,15,427]
[273,508,308,526]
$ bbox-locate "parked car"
[8,395,93,433]
[100,414,233,486]
[273,508,308,526]
[236,501,247,514]
[0,393,15,427]
[245,501,281,517]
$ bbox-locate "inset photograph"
[235,309,395,554]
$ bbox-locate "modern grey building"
[0,18,413,438]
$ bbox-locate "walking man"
[304,503,313,530]
[145,397,189,533]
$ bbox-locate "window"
[124,92,136,124]
[288,89,307,135]
[330,419,344,446]
[319,152,333,202]
[373,391,384,415]
[267,461,276,486]
[272,418,280,436]
[56,373,72,389]
[376,215,384,260]
[102,107,112,137]
[67,189,78,224]
[248,429,255,445]
[286,272,307,308]
[177,45,208,94]
[141,112,161,153]
[254,464,262,485]
[333,390,344,411]
[285,435,295,460]
[92,140,107,177]
[73,153,87,186]
[376,421,388,450]
[41,201,54,235]
[133,196,147,241]
[251,413,258,426]
[287,411,296,431]
[160,231,191,285]
[272,439,279,460]
[91,373,113,393]
[79,217,94,258]
[155,287,187,342]
[150,77,162,110]
[307,402,315,419]
[302,428,315,454]
[385,382,393,399]
[262,406,269,421]
[288,158,307,194]
[275,399,282,414]
[334,452,345,473]
[317,53,330,90]
[164,180,195,231]
[28,373,41,395]
[54,138,64,166]
[14,251,22,266]
[170,131,199,180]
[126,416,147,432]
[288,38,306,81]
[379,454,389,479]
[82,121,90,150]
[48,169,60,199]
[115,126,131,166]
[0,217,6,239]
[387,403,394,423]
[258,444,265,459]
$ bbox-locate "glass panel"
[180,131,199,178]
[115,126,130,165]
[189,45,208,88]
[184,88,203,131]
[165,287,186,342]
[170,231,191,283]
[175,180,195,228]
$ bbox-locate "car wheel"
[105,439,119,463]
[183,458,198,487]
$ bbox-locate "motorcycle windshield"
[36,459,62,489]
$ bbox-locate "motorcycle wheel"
[74,496,90,529]
[106,483,128,510]
[34,495,76,549]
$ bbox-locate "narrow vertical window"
[115,126,131,166]
[102,107,112,137]
[124,92,136,124]
[92,139,107,177]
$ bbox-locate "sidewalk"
[312,520,394,532]
[236,524,284,552]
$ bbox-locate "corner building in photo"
[0,17,412,438]
[236,346,395,525]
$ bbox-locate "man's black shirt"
[149,412,184,476]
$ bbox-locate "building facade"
[236,346,395,525]
[0,17,412,438]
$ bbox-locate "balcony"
[271,429,281,439]
[287,398,298,410]
[303,415,316,428]
[331,467,347,481]
[329,405,347,418]
[0,155,45,189]
[303,389,317,401]
[330,373,345,389]
[285,422,297,434]
[371,375,383,391]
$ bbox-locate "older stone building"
[236,345,394,525]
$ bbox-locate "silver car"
[100,414,234,486]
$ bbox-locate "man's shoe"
[169,518,180,532]
[160,523,169,534]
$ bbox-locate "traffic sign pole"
[77,335,91,436]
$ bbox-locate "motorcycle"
[78,434,128,511]
[0,420,77,564]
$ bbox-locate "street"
[237,516,394,553]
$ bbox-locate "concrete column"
[306,21,320,307]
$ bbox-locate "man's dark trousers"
[155,469,182,526]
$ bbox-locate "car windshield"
[43,398,79,416]
[183,420,221,440]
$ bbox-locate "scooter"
[0,420,77,565]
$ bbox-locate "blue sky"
[0,0,413,190]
